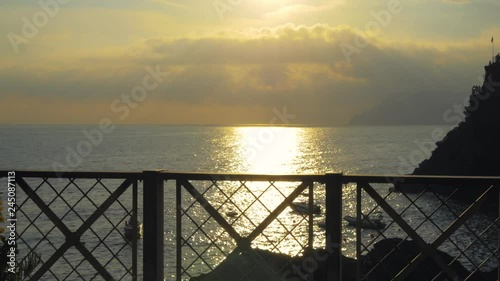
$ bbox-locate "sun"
[248,0,293,12]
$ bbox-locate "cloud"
[131,24,348,65]
[441,0,469,4]
[150,0,189,10]
[0,24,493,125]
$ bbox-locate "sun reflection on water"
[179,126,365,274]
[233,126,303,174]
[213,127,329,256]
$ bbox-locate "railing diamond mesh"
[2,171,500,281]
[1,172,142,281]
[174,177,323,281]
[350,181,499,281]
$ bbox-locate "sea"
[0,125,497,279]
[0,125,446,174]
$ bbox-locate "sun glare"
[234,126,302,174]
[248,0,295,17]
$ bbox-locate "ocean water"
[0,125,496,279]
[0,125,446,174]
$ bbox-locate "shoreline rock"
[190,238,496,281]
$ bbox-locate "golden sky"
[1,0,499,125]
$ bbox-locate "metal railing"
[166,172,330,281]
[2,170,500,281]
[344,175,500,281]
[163,172,500,281]
[0,171,142,281]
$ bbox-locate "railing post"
[326,173,343,281]
[143,170,164,281]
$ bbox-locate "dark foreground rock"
[362,238,487,281]
[190,247,356,281]
[362,238,497,281]
[191,238,496,281]
[190,249,292,281]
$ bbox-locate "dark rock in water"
[190,249,291,281]
[362,238,499,281]
[402,57,500,211]
[296,249,357,281]
[482,267,499,281]
[190,248,357,281]
[190,239,495,280]
[362,238,472,280]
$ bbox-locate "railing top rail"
[3,170,500,184]
[0,170,143,179]
[160,171,326,181]
[343,174,500,185]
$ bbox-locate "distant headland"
[349,91,464,126]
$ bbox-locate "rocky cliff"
[408,56,500,208]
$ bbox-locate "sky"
[0,0,499,125]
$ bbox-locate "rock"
[190,248,357,281]
[190,249,291,281]
[190,238,496,281]
[361,238,477,281]
[403,58,500,211]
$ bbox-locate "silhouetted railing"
[2,171,500,281]
[343,174,500,281]
[0,171,142,281]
